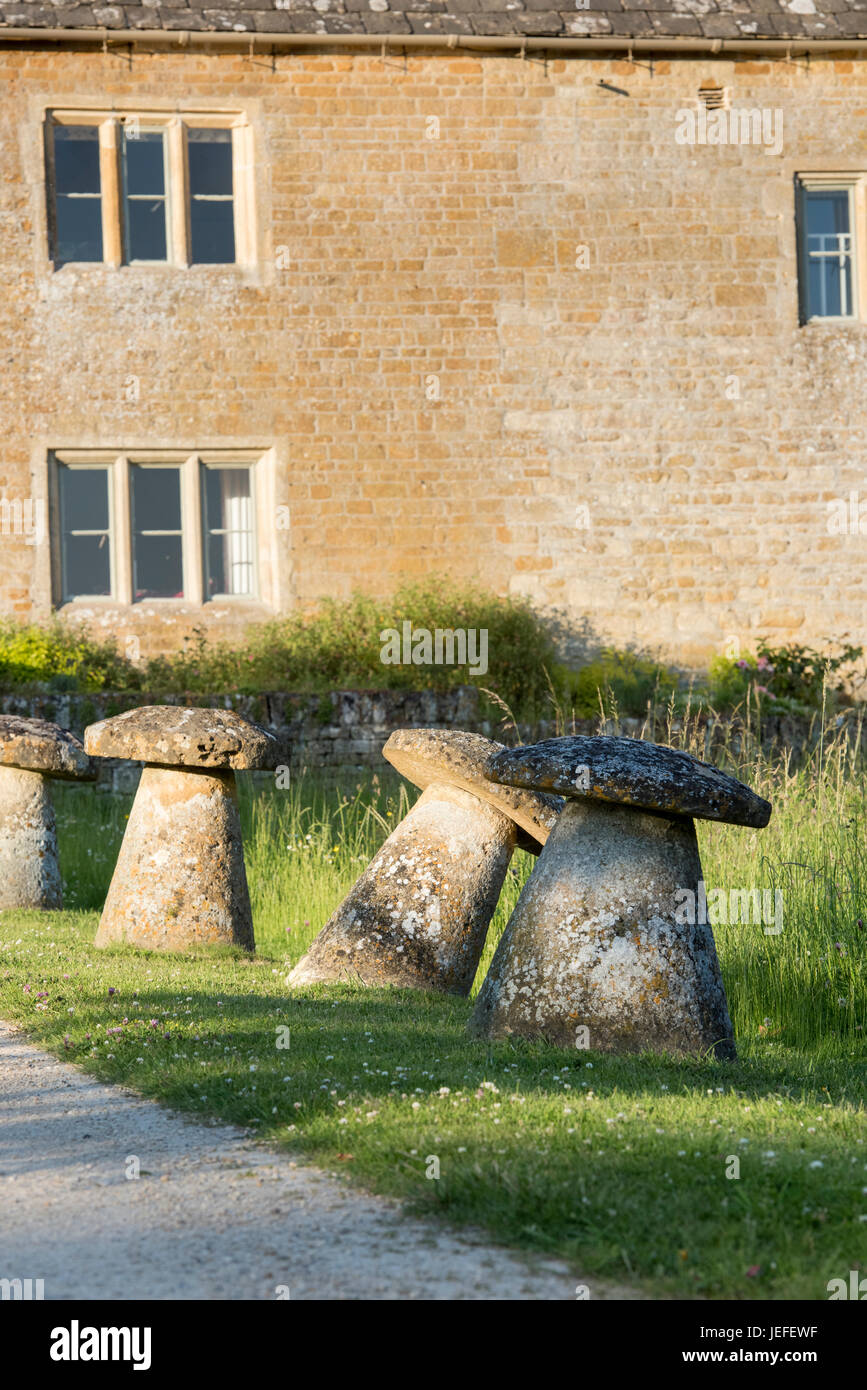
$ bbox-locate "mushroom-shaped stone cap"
[383,728,562,847]
[84,705,280,771]
[0,715,95,780]
[485,735,772,829]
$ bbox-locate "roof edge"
[0,28,865,56]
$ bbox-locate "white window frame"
[797,172,867,324]
[120,125,172,268]
[49,124,104,265]
[129,461,187,602]
[200,458,259,603]
[46,109,255,270]
[50,450,264,606]
[55,459,116,603]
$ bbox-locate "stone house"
[0,0,865,667]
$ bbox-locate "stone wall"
[0,686,491,791]
[1,46,866,667]
[0,686,848,792]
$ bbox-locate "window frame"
[49,123,105,265]
[56,459,116,604]
[46,109,254,270]
[796,172,867,325]
[120,125,172,268]
[129,461,187,602]
[50,450,263,607]
[187,127,238,267]
[200,459,258,603]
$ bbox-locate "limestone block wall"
[0,45,864,667]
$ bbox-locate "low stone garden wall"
[0,687,493,792]
[0,686,853,793]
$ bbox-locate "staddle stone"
[86,706,279,951]
[0,716,95,911]
[469,737,772,1059]
[383,728,562,852]
[0,715,95,781]
[288,728,561,996]
[85,704,277,771]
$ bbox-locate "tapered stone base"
[0,766,61,910]
[289,782,516,995]
[469,799,735,1059]
[95,766,254,951]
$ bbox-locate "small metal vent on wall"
[698,85,729,110]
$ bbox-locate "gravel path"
[0,1021,640,1301]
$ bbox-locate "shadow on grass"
[26,956,867,1108]
[3,942,865,1299]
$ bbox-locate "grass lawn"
[0,742,865,1301]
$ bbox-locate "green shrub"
[136,578,558,719]
[0,580,558,719]
[0,618,139,693]
[552,648,680,719]
[755,638,864,704]
[3,600,861,727]
[708,640,864,714]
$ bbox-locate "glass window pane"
[131,466,184,600]
[63,535,111,598]
[188,129,233,196]
[202,466,253,598]
[804,189,853,319]
[55,198,103,263]
[189,130,235,265]
[59,466,110,532]
[54,126,101,194]
[126,199,168,262]
[131,466,181,532]
[807,256,850,319]
[123,131,168,262]
[53,126,103,262]
[124,132,166,196]
[805,190,849,238]
[58,466,111,598]
[133,535,184,600]
[190,199,235,265]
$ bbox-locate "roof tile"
[405,8,474,25]
[649,11,704,29]
[565,12,615,29]
[467,10,525,30]
[697,11,747,31]
[2,0,867,41]
[247,10,324,28]
[513,10,566,29]
[834,8,867,28]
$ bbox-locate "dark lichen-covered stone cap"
[383,728,562,845]
[486,735,772,829]
[0,715,95,780]
[84,705,280,771]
